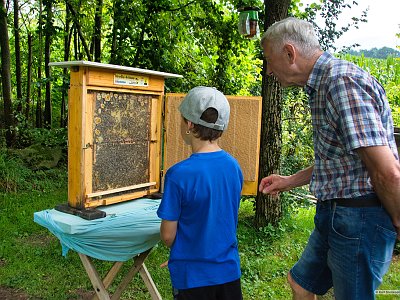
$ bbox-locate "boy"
[157,86,244,300]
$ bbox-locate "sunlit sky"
[301,0,399,50]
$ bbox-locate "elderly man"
[259,17,400,300]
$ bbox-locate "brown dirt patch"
[0,258,6,267]
[0,286,30,300]
[0,285,95,300]
[68,288,95,300]
[20,232,55,246]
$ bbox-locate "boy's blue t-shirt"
[157,150,243,289]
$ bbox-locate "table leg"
[78,253,111,300]
[139,263,162,300]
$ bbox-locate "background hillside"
[347,47,400,59]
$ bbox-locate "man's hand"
[259,166,313,196]
[259,174,290,196]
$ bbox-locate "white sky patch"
[301,0,399,50]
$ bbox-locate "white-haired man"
[259,17,400,300]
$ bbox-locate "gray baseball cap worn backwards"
[179,86,230,131]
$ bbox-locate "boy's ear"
[187,121,194,130]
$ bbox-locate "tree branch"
[65,0,92,61]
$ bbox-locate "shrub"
[0,148,67,193]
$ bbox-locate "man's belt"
[333,197,381,208]
[319,193,381,208]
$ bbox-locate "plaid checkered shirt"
[304,52,398,200]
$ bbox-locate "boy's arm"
[160,220,178,247]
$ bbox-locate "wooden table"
[33,199,163,299]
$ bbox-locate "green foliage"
[0,149,67,193]
[0,150,31,193]
[281,88,314,176]
[100,0,263,95]
[0,126,67,193]
[347,47,400,59]
[15,127,67,149]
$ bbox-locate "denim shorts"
[290,200,397,300]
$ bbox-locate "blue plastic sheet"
[34,198,161,261]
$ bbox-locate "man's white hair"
[260,17,321,58]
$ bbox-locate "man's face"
[262,41,293,87]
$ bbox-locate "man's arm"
[356,145,400,238]
[160,220,178,248]
[259,165,314,195]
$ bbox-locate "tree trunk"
[25,32,32,121]
[255,0,291,228]
[0,0,16,147]
[73,24,78,60]
[36,0,43,128]
[13,0,22,115]
[109,0,121,64]
[43,0,53,128]
[133,14,150,66]
[61,5,71,128]
[93,0,102,62]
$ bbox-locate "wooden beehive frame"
[50,61,182,209]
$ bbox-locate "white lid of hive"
[49,60,183,78]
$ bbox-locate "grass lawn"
[0,188,399,299]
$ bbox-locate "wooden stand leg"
[139,263,162,300]
[91,262,124,300]
[79,249,161,300]
[111,249,151,300]
[79,253,111,300]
